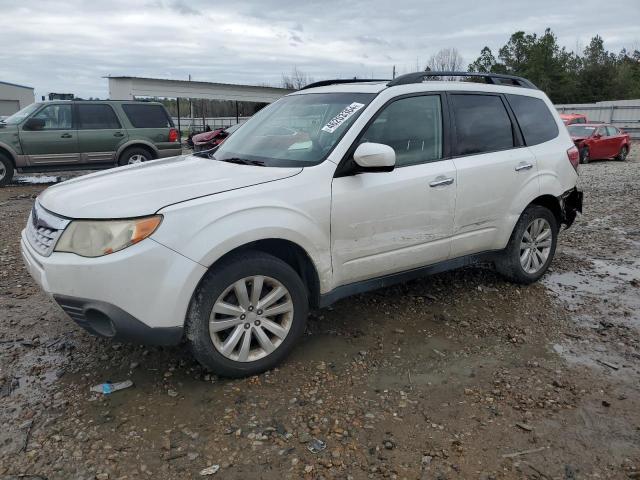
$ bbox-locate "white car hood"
[38,155,302,219]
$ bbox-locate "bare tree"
[281,67,314,89]
[425,48,465,78]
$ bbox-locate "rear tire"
[0,153,14,187]
[118,147,153,166]
[579,146,590,164]
[186,251,308,377]
[616,145,628,161]
[495,205,558,284]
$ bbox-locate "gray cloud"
[0,0,638,99]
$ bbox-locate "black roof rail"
[300,78,390,90]
[387,71,537,89]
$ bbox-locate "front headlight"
[54,215,162,257]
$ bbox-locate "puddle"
[544,256,640,328]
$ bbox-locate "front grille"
[26,203,70,257]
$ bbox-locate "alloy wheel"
[0,163,6,181]
[209,276,294,362]
[128,154,147,164]
[619,146,628,161]
[519,218,552,274]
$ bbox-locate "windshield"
[2,103,40,125]
[212,92,376,167]
[568,125,596,137]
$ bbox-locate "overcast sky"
[1,0,639,99]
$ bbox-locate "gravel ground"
[1,151,639,479]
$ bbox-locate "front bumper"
[559,187,583,228]
[21,230,207,345]
[53,294,183,345]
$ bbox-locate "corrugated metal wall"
[556,99,640,139]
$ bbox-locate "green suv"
[0,100,181,186]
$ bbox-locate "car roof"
[291,80,547,98]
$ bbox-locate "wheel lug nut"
[240,314,246,320]
[257,310,263,315]
[248,306,254,311]
[244,323,250,329]
[254,320,261,326]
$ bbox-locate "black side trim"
[17,163,114,173]
[319,251,499,308]
[53,294,183,346]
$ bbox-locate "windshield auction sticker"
[321,102,365,133]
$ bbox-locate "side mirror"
[23,117,45,131]
[353,142,396,172]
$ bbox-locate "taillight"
[567,146,580,171]
[168,128,179,142]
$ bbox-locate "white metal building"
[0,80,35,116]
[107,76,293,103]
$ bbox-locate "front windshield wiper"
[218,157,266,166]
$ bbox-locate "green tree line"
[468,29,640,104]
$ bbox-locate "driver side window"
[359,95,443,167]
[31,104,72,130]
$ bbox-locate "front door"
[76,103,128,163]
[331,94,456,287]
[590,126,610,159]
[19,104,79,165]
[448,93,539,257]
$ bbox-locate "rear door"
[331,94,457,285]
[448,92,539,257]
[76,103,128,163]
[19,103,79,165]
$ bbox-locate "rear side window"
[450,94,514,155]
[122,104,174,128]
[606,126,619,136]
[77,104,121,129]
[507,94,559,146]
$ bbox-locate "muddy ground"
[1,152,639,480]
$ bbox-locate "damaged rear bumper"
[559,188,583,228]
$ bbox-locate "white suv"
[21,72,582,377]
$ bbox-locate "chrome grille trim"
[26,202,71,257]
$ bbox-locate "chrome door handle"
[60,133,72,139]
[429,177,454,187]
[113,132,124,137]
[515,163,533,171]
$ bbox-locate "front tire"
[0,153,14,187]
[616,145,628,161]
[186,251,308,377]
[580,146,590,164]
[495,205,558,284]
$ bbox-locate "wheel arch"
[0,143,17,167]
[198,238,322,309]
[116,141,158,161]
[528,194,562,226]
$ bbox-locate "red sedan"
[567,123,631,164]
